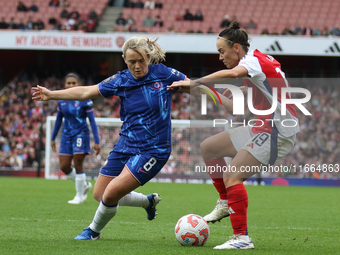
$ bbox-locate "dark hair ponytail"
[64,73,81,83]
[219,20,250,52]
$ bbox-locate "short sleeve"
[238,55,262,78]
[98,74,120,98]
[84,100,94,110]
[166,67,187,83]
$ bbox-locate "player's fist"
[94,143,101,156]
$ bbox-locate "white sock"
[66,167,76,181]
[75,172,86,198]
[89,201,118,233]
[220,199,228,205]
[118,191,149,208]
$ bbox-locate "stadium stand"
[0,0,108,32]
[0,0,339,34]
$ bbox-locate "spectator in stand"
[144,0,155,9]
[282,26,294,35]
[10,149,23,170]
[89,9,98,23]
[17,1,28,12]
[59,0,70,7]
[220,14,230,28]
[293,25,302,35]
[261,28,269,35]
[34,19,45,30]
[17,19,26,30]
[271,27,279,35]
[125,15,137,31]
[60,8,69,19]
[69,7,80,21]
[154,15,163,27]
[206,26,214,34]
[125,0,135,8]
[167,25,176,33]
[155,0,162,8]
[183,9,193,21]
[246,19,256,29]
[28,1,39,12]
[116,13,127,26]
[135,0,144,8]
[126,19,138,32]
[0,17,9,29]
[48,15,57,29]
[322,27,331,36]
[87,18,96,32]
[49,0,60,7]
[142,14,155,26]
[8,18,18,29]
[26,16,34,30]
[194,9,203,21]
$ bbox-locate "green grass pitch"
[0,177,339,255]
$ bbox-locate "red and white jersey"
[238,49,299,137]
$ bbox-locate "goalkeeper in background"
[51,73,100,204]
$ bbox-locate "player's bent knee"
[93,192,102,202]
[200,139,214,159]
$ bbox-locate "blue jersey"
[98,63,186,154]
[55,100,94,139]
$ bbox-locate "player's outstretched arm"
[32,84,101,101]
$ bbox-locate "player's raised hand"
[31,85,51,101]
[167,80,191,90]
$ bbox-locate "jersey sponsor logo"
[171,68,181,77]
[74,102,79,108]
[152,82,162,90]
[102,74,117,84]
[61,102,66,105]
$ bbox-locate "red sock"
[205,159,228,200]
[227,183,248,235]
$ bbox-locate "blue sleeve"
[98,73,120,98]
[167,67,187,83]
[86,110,100,144]
[51,110,63,141]
[166,67,187,92]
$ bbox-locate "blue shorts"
[100,151,170,185]
[59,133,91,155]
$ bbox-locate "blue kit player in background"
[32,36,188,240]
[51,73,101,204]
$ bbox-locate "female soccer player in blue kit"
[51,73,100,204]
[32,36,188,240]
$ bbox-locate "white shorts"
[227,125,296,165]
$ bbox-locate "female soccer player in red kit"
[168,20,299,249]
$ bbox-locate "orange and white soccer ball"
[174,214,210,246]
